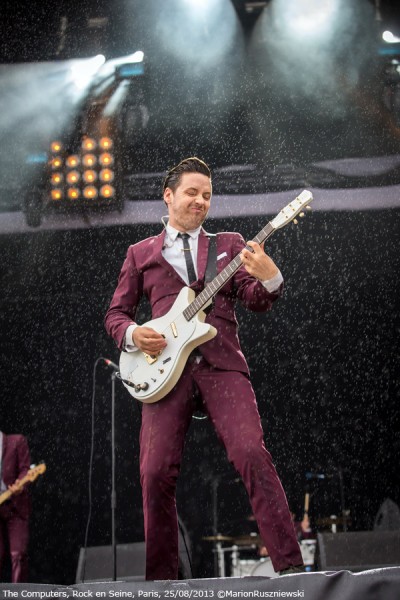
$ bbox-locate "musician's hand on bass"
[133,326,167,354]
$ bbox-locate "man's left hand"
[240,241,279,281]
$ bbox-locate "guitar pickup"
[143,352,158,365]
[170,322,178,338]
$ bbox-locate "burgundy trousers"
[140,358,303,580]
[0,505,29,583]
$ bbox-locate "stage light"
[51,189,63,201]
[99,184,115,198]
[51,157,63,169]
[82,153,97,167]
[99,152,114,166]
[66,170,81,184]
[82,137,97,152]
[67,188,80,199]
[51,173,63,185]
[83,186,98,199]
[99,168,114,182]
[383,31,400,44]
[82,169,97,183]
[99,137,113,150]
[50,141,63,153]
[66,155,80,168]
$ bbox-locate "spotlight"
[99,184,115,198]
[51,189,63,201]
[66,170,81,184]
[99,137,113,150]
[82,137,97,152]
[82,169,98,183]
[50,141,63,153]
[66,155,80,168]
[83,186,99,199]
[99,152,114,167]
[67,188,81,199]
[99,168,114,182]
[82,153,97,167]
[51,157,63,169]
[51,173,63,185]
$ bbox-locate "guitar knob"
[140,382,149,391]
[299,212,305,218]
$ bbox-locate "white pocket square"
[217,252,227,260]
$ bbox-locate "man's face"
[164,172,212,232]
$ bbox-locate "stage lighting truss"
[47,137,117,206]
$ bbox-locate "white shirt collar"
[165,223,202,242]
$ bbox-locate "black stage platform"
[1,569,400,600]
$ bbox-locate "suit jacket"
[105,228,283,374]
[1,434,31,519]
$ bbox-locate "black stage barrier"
[2,568,400,600]
[317,531,400,571]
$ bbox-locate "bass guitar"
[0,463,46,505]
[119,189,313,403]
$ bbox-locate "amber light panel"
[99,168,114,183]
[82,137,97,152]
[67,188,80,199]
[99,137,113,150]
[99,152,114,167]
[66,171,80,184]
[66,155,80,168]
[83,186,98,199]
[100,184,115,198]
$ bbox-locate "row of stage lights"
[49,137,116,202]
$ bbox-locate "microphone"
[102,358,119,371]
[305,472,333,480]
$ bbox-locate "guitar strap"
[202,233,217,315]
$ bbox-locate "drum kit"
[202,533,317,578]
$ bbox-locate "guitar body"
[119,286,217,403]
[118,190,313,404]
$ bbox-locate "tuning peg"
[299,212,305,218]
[293,218,298,225]
[306,205,312,210]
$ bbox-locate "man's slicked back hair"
[163,157,211,193]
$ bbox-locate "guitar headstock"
[271,190,313,230]
[27,463,46,481]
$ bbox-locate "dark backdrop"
[0,207,399,583]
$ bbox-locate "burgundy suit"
[105,228,303,579]
[0,433,31,582]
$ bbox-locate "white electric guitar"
[119,190,313,403]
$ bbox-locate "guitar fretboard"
[183,222,275,320]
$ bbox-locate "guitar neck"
[184,222,275,320]
[0,489,12,505]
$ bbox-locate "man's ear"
[164,187,172,205]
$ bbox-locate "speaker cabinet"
[76,542,146,583]
[317,531,400,571]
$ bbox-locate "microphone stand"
[211,477,225,577]
[111,371,117,581]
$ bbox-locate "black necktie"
[178,233,196,284]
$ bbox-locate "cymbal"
[232,534,262,546]
[202,535,233,542]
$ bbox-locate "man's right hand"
[132,326,167,354]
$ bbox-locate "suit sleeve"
[17,435,31,480]
[104,246,144,350]
[231,233,283,312]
